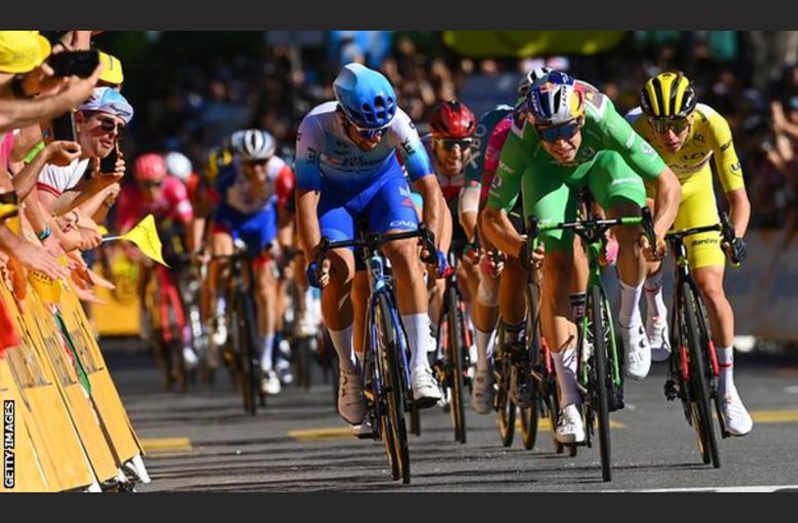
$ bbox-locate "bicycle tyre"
[234,290,259,415]
[519,283,542,450]
[681,281,721,468]
[446,286,467,444]
[590,285,612,482]
[495,334,516,447]
[294,336,313,391]
[376,293,411,483]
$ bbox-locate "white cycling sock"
[644,270,668,320]
[552,347,579,408]
[717,345,735,396]
[475,328,497,372]
[260,333,275,372]
[618,280,644,328]
[328,325,357,374]
[403,313,433,371]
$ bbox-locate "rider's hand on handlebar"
[463,242,481,266]
[640,233,667,262]
[480,249,505,277]
[518,239,544,271]
[307,258,331,289]
[722,237,748,265]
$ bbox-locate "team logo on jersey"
[694,133,705,143]
[490,176,503,189]
[720,140,733,152]
[401,138,415,155]
[390,220,416,229]
[731,162,742,174]
[307,147,318,163]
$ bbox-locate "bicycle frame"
[529,211,652,390]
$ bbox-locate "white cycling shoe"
[338,368,367,425]
[470,368,494,415]
[620,322,651,380]
[182,346,199,370]
[647,314,671,362]
[721,389,754,436]
[555,404,586,444]
[411,366,443,408]
[260,370,282,396]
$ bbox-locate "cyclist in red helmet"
[116,153,198,376]
[422,100,482,395]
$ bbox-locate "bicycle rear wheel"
[589,285,612,482]
[376,293,411,483]
[681,282,721,468]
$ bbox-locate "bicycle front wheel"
[233,290,260,415]
[519,282,542,450]
[375,293,411,483]
[445,286,467,444]
[589,285,612,482]
[495,333,516,447]
[681,281,721,468]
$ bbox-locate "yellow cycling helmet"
[205,146,233,182]
[641,71,697,119]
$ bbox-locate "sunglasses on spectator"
[96,116,125,134]
[435,137,473,151]
[140,180,162,188]
[535,119,582,143]
[649,117,690,134]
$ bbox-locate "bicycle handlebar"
[313,224,438,270]
[666,211,746,266]
[526,206,657,258]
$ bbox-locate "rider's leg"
[429,201,453,338]
[570,239,588,326]
[254,256,278,373]
[208,226,234,344]
[351,269,370,359]
[588,151,651,379]
[498,255,528,343]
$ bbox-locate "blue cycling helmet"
[527,71,583,126]
[333,63,397,130]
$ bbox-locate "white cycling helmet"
[165,151,193,182]
[518,67,554,98]
[230,129,276,161]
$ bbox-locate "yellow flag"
[121,215,168,267]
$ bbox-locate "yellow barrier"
[0,260,146,492]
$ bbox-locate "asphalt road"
[104,339,798,492]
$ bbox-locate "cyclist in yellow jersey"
[625,71,753,436]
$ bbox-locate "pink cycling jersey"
[116,175,193,233]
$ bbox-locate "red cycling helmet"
[429,100,476,139]
[134,153,167,183]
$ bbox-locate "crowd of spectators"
[94,31,798,231]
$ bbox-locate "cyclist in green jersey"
[482,72,681,444]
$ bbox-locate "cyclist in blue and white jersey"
[294,63,446,429]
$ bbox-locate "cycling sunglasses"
[649,116,690,134]
[435,137,473,151]
[535,119,582,143]
[140,179,163,188]
[96,116,126,134]
[243,158,269,166]
[345,117,387,139]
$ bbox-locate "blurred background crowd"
[92,30,798,231]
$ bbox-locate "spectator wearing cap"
[97,51,124,90]
[35,87,133,251]
[0,31,100,133]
